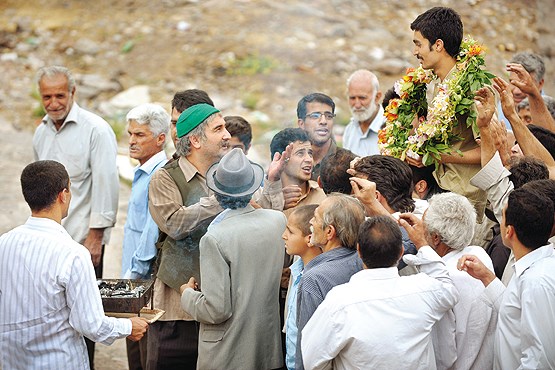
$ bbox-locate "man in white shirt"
[0,160,148,370]
[459,187,555,369]
[301,215,458,370]
[343,69,384,156]
[33,66,119,276]
[32,65,119,368]
[404,192,496,369]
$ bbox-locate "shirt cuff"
[263,178,283,194]
[483,277,505,305]
[470,152,511,191]
[90,212,117,228]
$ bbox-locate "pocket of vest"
[201,328,225,342]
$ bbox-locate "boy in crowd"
[282,204,321,370]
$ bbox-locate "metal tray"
[97,279,154,314]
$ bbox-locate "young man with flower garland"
[381,7,494,223]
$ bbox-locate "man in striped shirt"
[0,160,148,370]
[295,194,365,369]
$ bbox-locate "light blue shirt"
[342,105,384,156]
[285,258,304,370]
[121,150,168,279]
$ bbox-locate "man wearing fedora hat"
[180,148,287,369]
[147,104,287,368]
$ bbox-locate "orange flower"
[378,129,387,144]
[384,112,398,122]
[468,44,483,56]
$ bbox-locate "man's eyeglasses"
[304,112,336,121]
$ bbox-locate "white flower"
[394,80,402,96]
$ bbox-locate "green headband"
[176,103,220,138]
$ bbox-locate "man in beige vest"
[148,103,285,368]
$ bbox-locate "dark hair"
[296,92,335,120]
[270,127,310,159]
[357,216,403,268]
[319,148,356,195]
[21,160,69,212]
[505,188,554,250]
[522,179,555,209]
[528,124,555,159]
[508,156,549,189]
[354,155,415,212]
[382,87,400,111]
[214,193,252,210]
[290,204,319,236]
[224,116,252,149]
[410,164,444,200]
[511,52,546,83]
[171,89,214,113]
[410,7,463,58]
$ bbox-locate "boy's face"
[282,214,310,256]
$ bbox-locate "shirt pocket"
[201,327,226,343]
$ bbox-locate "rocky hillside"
[1,0,553,156]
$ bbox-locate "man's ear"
[156,133,166,147]
[59,188,69,204]
[297,118,305,129]
[415,179,428,194]
[375,91,383,104]
[326,224,336,241]
[505,224,515,240]
[317,175,322,189]
[189,134,202,149]
[435,39,444,52]
[430,232,441,247]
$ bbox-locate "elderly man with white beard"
[343,69,384,156]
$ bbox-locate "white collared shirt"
[0,217,131,369]
[484,244,555,369]
[342,106,384,156]
[301,246,458,370]
[440,246,496,370]
[33,102,119,244]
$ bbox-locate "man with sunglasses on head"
[297,92,337,182]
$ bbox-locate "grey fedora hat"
[206,148,265,197]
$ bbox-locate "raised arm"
[495,77,555,178]
[474,86,498,168]
[507,63,555,132]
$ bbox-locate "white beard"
[351,101,379,123]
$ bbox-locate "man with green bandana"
[147,103,286,368]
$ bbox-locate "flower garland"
[379,36,495,166]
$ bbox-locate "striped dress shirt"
[0,217,131,370]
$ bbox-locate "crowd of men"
[1,5,555,370]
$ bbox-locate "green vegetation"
[108,115,127,141]
[227,54,278,76]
